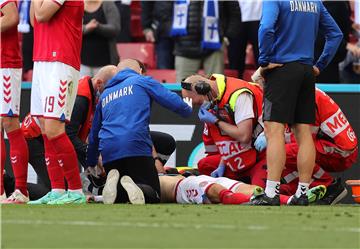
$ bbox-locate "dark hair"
[135,59,147,74]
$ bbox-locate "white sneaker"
[103,169,120,204]
[1,189,29,204]
[0,192,7,202]
[120,175,145,205]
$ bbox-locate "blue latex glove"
[198,104,218,124]
[211,163,226,178]
[254,132,267,152]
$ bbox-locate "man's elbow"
[236,132,252,144]
[35,13,52,23]
[336,32,344,44]
[1,14,19,32]
[259,25,273,38]
[11,14,19,28]
[329,30,343,44]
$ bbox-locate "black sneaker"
[288,194,309,206]
[250,193,280,206]
[316,178,348,205]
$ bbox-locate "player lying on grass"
[87,170,326,205]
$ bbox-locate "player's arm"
[258,0,279,66]
[86,102,102,167]
[314,2,343,72]
[143,77,192,118]
[29,0,34,26]
[217,94,254,144]
[152,146,165,174]
[217,119,253,144]
[65,96,89,167]
[33,0,62,23]
[0,1,19,32]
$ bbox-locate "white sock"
[94,195,103,203]
[265,180,280,198]
[295,182,310,198]
[52,189,65,194]
[68,189,83,194]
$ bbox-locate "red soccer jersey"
[33,0,84,71]
[0,0,22,68]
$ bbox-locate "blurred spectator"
[171,0,240,82]
[228,0,261,78]
[18,0,33,80]
[115,0,132,43]
[81,0,120,77]
[315,1,357,83]
[339,42,360,83]
[141,1,174,69]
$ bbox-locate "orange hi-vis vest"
[76,76,94,142]
[315,88,358,156]
[206,74,264,172]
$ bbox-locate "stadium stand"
[117,43,156,69]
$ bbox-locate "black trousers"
[228,21,259,78]
[103,156,161,204]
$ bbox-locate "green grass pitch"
[1,205,359,249]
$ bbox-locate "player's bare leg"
[264,121,285,199]
[233,184,260,196]
[288,123,316,205]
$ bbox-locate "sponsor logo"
[321,109,349,138]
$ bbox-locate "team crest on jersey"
[68,81,74,97]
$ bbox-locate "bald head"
[117,59,145,75]
[92,65,117,94]
[95,65,117,83]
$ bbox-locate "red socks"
[43,135,65,190]
[50,133,82,190]
[1,132,5,195]
[7,128,28,196]
[280,195,291,205]
[219,189,251,204]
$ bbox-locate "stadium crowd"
[0,0,359,206]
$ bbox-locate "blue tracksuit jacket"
[86,69,192,166]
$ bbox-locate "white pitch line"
[2,219,359,233]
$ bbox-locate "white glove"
[183,97,193,108]
[251,67,265,85]
[254,132,267,152]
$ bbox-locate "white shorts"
[0,68,22,117]
[214,177,244,192]
[31,62,79,122]
[175,175,243,204]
